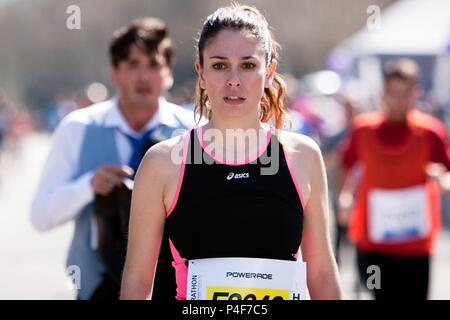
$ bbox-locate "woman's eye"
[212,63,226,70]
[242,62,256,69]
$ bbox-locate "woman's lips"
[223,96,245,106]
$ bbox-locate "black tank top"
[165,127,304,262]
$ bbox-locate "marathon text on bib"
[368,185,430,243]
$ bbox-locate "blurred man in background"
[339,58,450,300]
[30,17,194,300]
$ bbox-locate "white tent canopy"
[340,0,450,55]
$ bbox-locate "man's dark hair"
[109,17,174,68]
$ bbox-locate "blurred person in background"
[283,75,321,143]
[338,58,450,300]
[290,92,322,145]
[321,91,359,265]
[0,103,6,152]
[42,93,78,133]
[0,101,7,183]
[4,109,35,159]
[30,17,195,300]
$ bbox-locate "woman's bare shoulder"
[279,130,321,158]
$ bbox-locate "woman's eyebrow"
[207,55,257,60]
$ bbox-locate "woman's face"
[196,29,276,121]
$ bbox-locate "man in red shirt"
[339,58,450,299]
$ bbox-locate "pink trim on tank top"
[282,145,305,210]
[196,126,272,166]
[169,239,188,300]
[166,130,191,219]
[294,249,300,261]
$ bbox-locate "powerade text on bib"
[187,257,308,300]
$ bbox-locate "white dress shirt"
[30,97,195,248]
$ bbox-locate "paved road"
[0,133,449,299]
[0,133,74,299]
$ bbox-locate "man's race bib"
[368,185,430,243]
[186,257,308,300]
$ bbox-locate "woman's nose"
[227,70,241,87]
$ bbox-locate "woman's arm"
[120,147,169,300]
[290,135,343,299]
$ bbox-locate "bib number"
[207,286,289,300]
[368,185,430,243]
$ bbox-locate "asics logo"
[227,172,250,180]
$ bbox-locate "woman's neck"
[201,117,270,162]
[207,114,263,131]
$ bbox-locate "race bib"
[368,185,430,243]
[186,257,308,300]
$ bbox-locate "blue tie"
[124,128,155,174]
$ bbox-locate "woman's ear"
[265,59,278,88]
[195,62,206,89]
